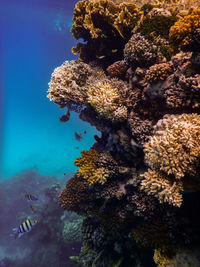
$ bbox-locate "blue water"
[1,0,98,179]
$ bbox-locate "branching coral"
[140,169,183,207]
[169,9,200,46]
[145,62,173,83]
[141,113,200,207]
[75,150,111,185]
[144,114,200,179]
[87,79,128,122]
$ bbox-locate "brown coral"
[59,175,90,211]
[145,62,173,83]
[106,60,129,78]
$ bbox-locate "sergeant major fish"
[11,219,38,239]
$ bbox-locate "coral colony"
[47,0,200,266]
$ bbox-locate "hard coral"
[140,169,183,207]
[47,60,95,109]
[145,62,173,83]
[144,113,200,179]
[58,175,90,212]
[124,33,158,66]
[87,78,128,122]
[141,113,200,207]
[169,9,200,47]
[106,60,129,78]
[75,150,110,184]
[71,0,140,61]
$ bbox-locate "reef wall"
[47,0,200,266]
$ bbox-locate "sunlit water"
[1,0,98,179]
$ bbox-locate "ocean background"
[0,0,98,265]
[1,0,98,180]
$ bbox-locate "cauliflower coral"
[141,113,200,207]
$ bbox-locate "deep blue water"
[1,0,98,179]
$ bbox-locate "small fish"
[84,130,87,134]
[111,49,118,53]
[11,219,38,239]
[96,55,106,59]
[25,194,38,201]
[75,132,83,141]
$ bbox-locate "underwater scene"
[1,0,200,266]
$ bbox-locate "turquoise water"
[1,0,98,179]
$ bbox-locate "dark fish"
[25,194,38,201]
[84,130,87,134]
[11,219,38,239]
[75,132,83,141]
[59,109,70,122]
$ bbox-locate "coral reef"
[48,0,200,266]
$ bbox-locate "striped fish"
[12,219,38,239]
[25,194,38,201]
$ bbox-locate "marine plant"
[48,0,200,266]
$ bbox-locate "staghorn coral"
[124,33,158,66]
[145,62,173,83]
[87,78,128,122]
[140,169,183,207]
[75,149,111,185]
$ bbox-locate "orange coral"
[169,9,200,45]
[75,150,110,185]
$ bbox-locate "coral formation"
[48,0,200,266]
[87,79,128,122]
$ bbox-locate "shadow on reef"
[0,169,82,267]
[47,0,200,266]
